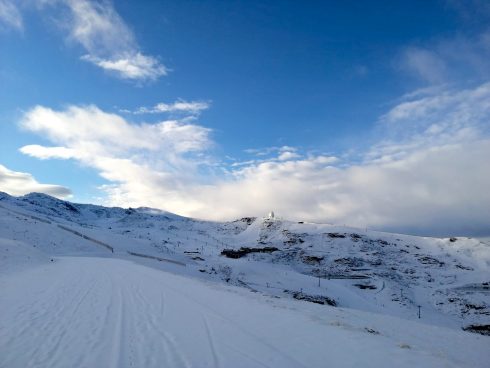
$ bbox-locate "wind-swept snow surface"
[1,257,488,368]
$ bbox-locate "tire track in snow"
[109,284,125,368]
[4,263,100,368]
[131,283,191,367]
[42,277,100,366]
[1,257,308,368]
[220,342,275,368]
[203,316,221,368]
[131,265,309,368]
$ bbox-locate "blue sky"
[1,0,490,236]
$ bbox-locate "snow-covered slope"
[2,256,488,368]
[0,192,489,367]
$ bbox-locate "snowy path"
[1,257,488,368]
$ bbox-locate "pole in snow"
[318,276,321,287]
[418,305,421,319]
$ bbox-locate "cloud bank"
[17,82,490,236]
[0,164,71,198]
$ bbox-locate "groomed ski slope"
[1,257,488,368]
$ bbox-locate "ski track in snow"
[0,257,319,368]
[1,256,489,368]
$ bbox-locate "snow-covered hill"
[1,192,489,367]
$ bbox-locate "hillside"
[0,192,489,367]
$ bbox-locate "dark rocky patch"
[464,303,486,311]
[221,246,279,259]
[326,232,346,238]
[285,290,336,306]
[63,202,80,213]
[282,230,306,246]
[301,255,324,265]
[233,217,255,225]
[125,208,136,215]
[455,264,474,271]
[334,257,364,267]
[350,233,362,241]
[417,256,445,267]
[462,324,490,336]
[368,259,383,266]
[354,283,377,290]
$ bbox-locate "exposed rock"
[334,257,365,267]
[350,233,362,241]
[462,324,490,336]
[354,283,377,290]
[238,217,256,225]
[283,230,306,246]
[286,290,336,306]
[221,246,279,259]
[417,255,445,267]
[326,232,346,238]
[301,255,324,265]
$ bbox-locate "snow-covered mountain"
[1,191,488,329]
[1,192,489,367]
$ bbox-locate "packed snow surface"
[0,192,489,367]
[2,257,488,368]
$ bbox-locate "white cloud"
[244,145,299,157]
[59,0,133,55]
[277,151,300,161]
[0,0,22,31]
[372,82,490,164]
[37,0,167,81]
[398,29,490,85]
[20,105,212,154]
[133,100,210,115]
[20,145,79,160]
[81,53,167,81]
[0,164,71,198]
[400,47,447,84]
[19,105,213,212]
[18,82,490,236]
[196,140,490,235]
